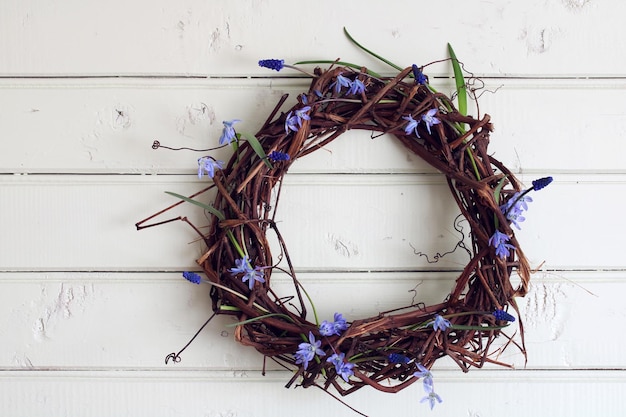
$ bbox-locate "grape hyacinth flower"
[532,176,553,191]
[197,157,224,179]
[403,114,420,138]
[422,108,441,134]
[501,176,553,229]
[268,151,290,162]
[327,352,355,382]
[258,59,284,72]
[219,119,241,145]
[421,389,443,410]
[319,312,348,336]
[412,64,428,85]
[431,315,451,332]
[493,309,516,322]
[413,363,434,392]
[489,230,516,259]
[182,271,202,284]
[388,353,411,364]
[229,255,265,290]
[295,331,325,369]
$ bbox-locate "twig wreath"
[137,30,552,412]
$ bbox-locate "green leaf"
[240,132,273,169]
[447,43,467,116]
[165,191,225,220]
[225,313,296,327]
[343,27,403,72]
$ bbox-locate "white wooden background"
[2,1,625,416]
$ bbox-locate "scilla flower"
[197,157,224,179]
[295,332,325,369]
[421,108,441,134]
[229,256,265,290]
[489,230,516,259]
[219,119,241,145]
[431,314,451,331]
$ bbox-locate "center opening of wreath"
[268,132,472,320]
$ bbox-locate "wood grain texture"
[1,0,624,415]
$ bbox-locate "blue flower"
[219,119,241,145]
[229,256,265,290]
[493,309,516,322]
[327,352,354,382]
[500,192,532,230]
[402,114,420,138]
[422,108,441,134]
[388,353,411,364]
[331,74,352,94]
[197,157,224,179]
[412,64,427,85]
[413,363,434,392]
[268,151,290,162]
[258,59,284,72]
[295,331,325,369]
[284,106,311,133]
[532,176,553,191]
[182,271,202,284]
[319,312,349,336]
[489,230,516,259]
[348,78,366,95]
[420,390,443,410]
[431,315,451,332]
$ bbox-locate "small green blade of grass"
[343,27,403,72]
[240,132,273,169]
[447,43,467,116]
[165,191,225,220]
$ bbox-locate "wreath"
[137,32,551,412]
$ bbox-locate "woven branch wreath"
[137,42,552,409]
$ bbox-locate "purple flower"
[284,106,311,134]
[403,114,420,138]
[493,309,516,322]
[489,230,516,259]
[431,315,451,332]
[268,151,290,162]
[319,312,349,336]
[500,192,532,230]
[388,353,410,364]
[422,108,441,134]
[412,64,427,85]
[258,59,284,72]
[348,78,366,95]
[413,363,434,392]
[182,271,202,284]
[420,390,443,410]
[197,157,224,179]
[327,352,354,382]
[219,119,241,145]
[295,331,325,369]
[229,256,265,290]
[532,176,553,191]
[331,74,352,94]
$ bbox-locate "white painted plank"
[1,78,625,174]
[0,271,623,370]
[1,0,622,77]
[1,369,624,417]
[0,174,615,271]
